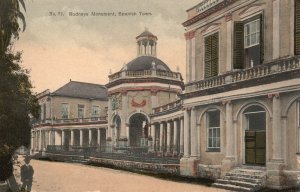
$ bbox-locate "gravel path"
[27,159,226,192]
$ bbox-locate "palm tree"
[0,0,26,54]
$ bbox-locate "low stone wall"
[197,164,221,180]
[89,157,180,175]
[45,153,85,162]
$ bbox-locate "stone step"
[212,183,254,192]
[231,170,266,176]
[223,175,263,184]
[226,172,266,179]
[216,179,260,189]
[232,169,265,174]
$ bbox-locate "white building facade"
[176,0,300,189]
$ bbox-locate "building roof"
[121,56,171,72]
[136,29,157,40]
[52,81,108,100]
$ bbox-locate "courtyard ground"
[25,158,225,192]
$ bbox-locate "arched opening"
[244,105,266,165]
[129,113,148,147]
[113,115,121,145]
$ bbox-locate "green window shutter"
[204,32,219,78]
[295,0,300,55]
[211,33,219,76]
[260,13,264,63]
[205,35,212,78]
[233,21,244,69]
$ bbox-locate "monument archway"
[129,113,149,147]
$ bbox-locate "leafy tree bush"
[0,0,39,181]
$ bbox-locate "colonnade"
[137,40,157,57]
[31,128,106,152]
[150,117,184,155]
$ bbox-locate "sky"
[14,0,200,93]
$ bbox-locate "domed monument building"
[106,29,183,151]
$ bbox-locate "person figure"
[20,156,34,192]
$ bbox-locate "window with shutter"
[233,22,244,69]
[204,32,219,78]
[233,14,263,69]
[295,0,300,55]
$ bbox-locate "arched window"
[207,109,220,152]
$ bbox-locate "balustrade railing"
[108,69,182,82]
[33,116,107,127]
[152,100,182,114]
[46,145,180,164]
[186,56,300,93]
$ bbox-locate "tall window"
[207,110,220,151]
[92,105,100,117]
[204,32,219,78]
[295,0,300,55]
[78,104,85,118]
[61,103,69,119]
[234,14,263,69]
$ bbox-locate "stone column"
[185,36,191,82]
[147,40,150,55]
[97,129,101,146]
[273,0,280,59]
[225,13,233,72]
[89,129,92,146]
[151,90,158,108]
[38,130,42,151]
[225,101,234,158]
[150,124,156,152]
[190,107,199,157]
[70,130,74,146]
[125,123,130,142]
[191,37,196,81]
[80,129,83,146]
[180,118,184,155]
[266,93,287,189]
[159,123,164,152]
[166,121,171,154]
[173,120,178,154]
[48,131,51,145]
[153,42,156,57]
[183,109,190,157]
[272,94,283,161]
[222,100,235,173]
[31,131,34,152]
[61,130,65,147]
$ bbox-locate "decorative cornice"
[183,0,237,27]
[201,23,221,34]
[184,30,196,40]
[224,12,233,22]
[267,93,280,99]
[151,88,159,96]
[106,78,184,89]
[121,90,127,96]
[108,86,181,95]
[238,3,266,16]
[222,100,231,105]
[182,69,300,100]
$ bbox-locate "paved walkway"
[27,159,225,192]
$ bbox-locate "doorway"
[244,105,266,165]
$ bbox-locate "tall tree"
[0,0,39,182]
